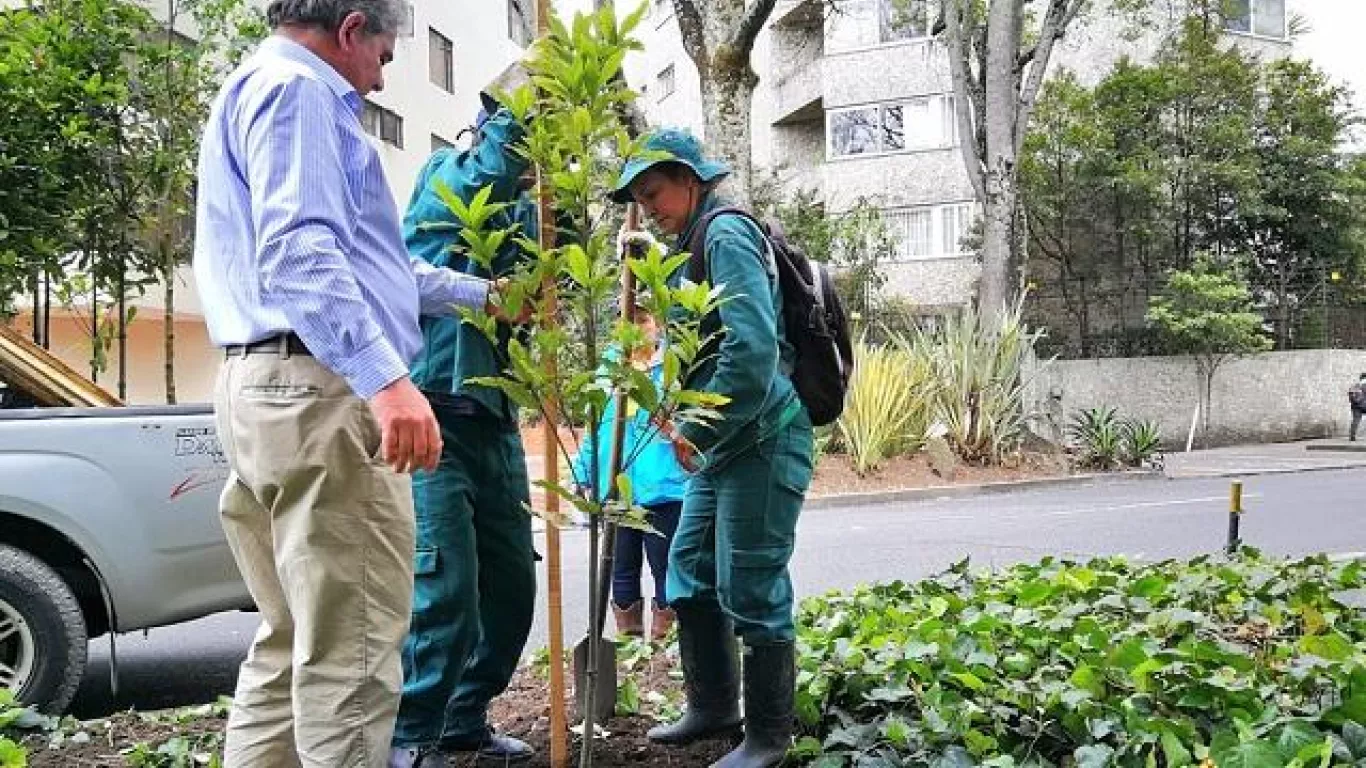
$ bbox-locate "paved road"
[68,467,1366,718]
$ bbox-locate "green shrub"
[836,340,933,475]
[896,297,1042,465]
[1069,407,1164,470]
[794,550,1366,767]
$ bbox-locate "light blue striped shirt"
[193,35,489,399]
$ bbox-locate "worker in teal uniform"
[388,90,538,767]
[611,128,815,768]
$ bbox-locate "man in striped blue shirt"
[192,1,508,765]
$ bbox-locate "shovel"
[572,204,642,726]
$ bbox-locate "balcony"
[772,56,823,125]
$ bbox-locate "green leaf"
[0,738,25,768]
[930,746,976,768]
[1342,722,1366,760]
[1074,744,1115,768]
[615,675,640,715]
[1300,632,1355,661]
[1277,722,1324,760]
[1162,730,1194,768]
[788,736,824,760]
[1217,740,1285,768]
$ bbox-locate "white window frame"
[508,0,532,47]
[883,202,977,262]
[656,64,676,102]
[1223,0,1287,40]
[362,101,404,149]
[826,95,956,160]
[826,0,933,55]
[428,28,454,93]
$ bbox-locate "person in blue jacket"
[388,89,538,768]
[572,304,687,642]
[611,128,815,768]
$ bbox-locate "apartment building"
[3,0,565,404]
[623,0,1297,318]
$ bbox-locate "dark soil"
[808,448,1074,497]
[18,641,727,767]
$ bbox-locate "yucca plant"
[900,295,1041,465]
[1121,418,1163,467]
[836,339,933,475]
[1068,406,1124,469]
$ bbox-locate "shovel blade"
[572,636,618,724]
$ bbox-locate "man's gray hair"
[265,0,405,35]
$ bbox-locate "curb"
[1164,462,1366,480]
[803,470,1164,511]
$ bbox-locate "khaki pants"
[214,351,415,768]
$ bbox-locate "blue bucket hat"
[610,128,731,204]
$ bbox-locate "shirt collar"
[260,35,362,110]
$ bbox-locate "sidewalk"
[1162,438,1366,479]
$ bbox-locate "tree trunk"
[118,251,127,401]
[164,255,177,404]
[699,58,757,206]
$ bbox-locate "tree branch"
[673,0,708,66]
[1013,0,1086,159]
[734,0,779,55]
[945,0,986,203]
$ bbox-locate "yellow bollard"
[1226,481,1243,553]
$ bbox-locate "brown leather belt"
[223,333,312,358]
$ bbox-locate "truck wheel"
[0,544,87,713]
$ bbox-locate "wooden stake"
[532,3,569,767]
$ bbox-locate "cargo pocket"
[723,545,792,629]
[410,547,443,615]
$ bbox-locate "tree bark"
[672,0,777,207]
[164,252,177,404]
[943,0,1086,326]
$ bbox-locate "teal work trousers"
[665,408,814,644]
[392,400,536,747]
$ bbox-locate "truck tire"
[0,544,87,713]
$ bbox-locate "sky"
[1294,0,1366,149]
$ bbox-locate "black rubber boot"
[647,603,743,745]
[711,642,796,768]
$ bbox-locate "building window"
[1224,0,1286,38]
[828,0,930,52]
[828,95,954,158]
[362,101,404,149]
[431,133,454,152]
[508,0,532,46]
[656,64,676,101]
[429,28,454,92]
[884,203,976,261]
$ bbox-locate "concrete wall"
[1025,349,1366,448]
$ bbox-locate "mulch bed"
[20,642,728,767]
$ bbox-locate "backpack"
[685,206,854,428]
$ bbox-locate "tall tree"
[1241,58,1360,349]
[1147,257,1271,443]
[138,0,265,402]
[939,0,1088,323]
[670,0,779,205]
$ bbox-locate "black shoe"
[388,746,451,768]
[647,602,743,745]
[711,641,795,768]
[442,727,535,762]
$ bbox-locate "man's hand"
[655,416,701,473]
[487,277,534,324]
[616,226,659,257]
[368,378,441,474]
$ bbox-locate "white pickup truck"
[0,332,250,713]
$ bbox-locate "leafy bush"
[898,297,1042,465]
[1069,408,1164,470]
[836,340,933,475]
[793,550,1366,768]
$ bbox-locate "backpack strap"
[685,205,755,284]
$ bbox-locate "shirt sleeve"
[411,257,491,316]
[677,220,781,455]
[243,77,406,400]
